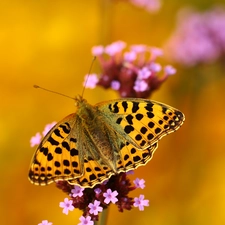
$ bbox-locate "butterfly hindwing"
[29,114,84,185]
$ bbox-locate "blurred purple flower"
[38,220,52,225]
[133,79,148,92]
[30,132,41,147]
[164,65,176,75]
[133,194,149,211]
[165,6,225,66]
[111,80,121,90]
[92,46,104,56]
[88,41,176,98]
[105,41,127,56]
[129,0,162,13]
[30,122,56,147]
[137,67,152,79]
[42,122,56,136]
[83,74,99,89]
[133,178,145,189]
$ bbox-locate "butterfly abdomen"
[79,105,119,172]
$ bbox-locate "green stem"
[94,208,109,225]
[99,0,113,45]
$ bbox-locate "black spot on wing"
[116,117,123,124]
[70,148,79,156]
[147,112,154,118]
[126,115,133,125]
[54,129,64,138]
[162,106,167,114]
[55,161,60,167]
[145,103,154,112]
[132,102,139,113]
[55,147,62,154]
[63,160,70,166]
[148,122,155,128]
[112,102,119,113]
[60,123,71,134]
[64,169,71,174]
[70,138,77,143]
[48,136,59,146]
[135,113,143,120]
[72,161,78,167]
[155,128,161,134]
[47,153,53,161]
[89,174,97,181]
[122,101,128,112]
[62,142,70,151]
[124,125,134,134]
[140,127,147,134]
[133,155,141,162]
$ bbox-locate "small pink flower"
[130,44,147,53]
[133,79,148,92]
[164,65,176,75]
[38,220,52,225]
[92,45,104,56]
[78,216,94,225]
[94,187,102,195]
[30,132,42,147]
[83,74,99,89]
[124,51,137,62]
[133,194,149,211]
[71,185,84,197]
[88,200,103,215]
[149,62,162,72]
[42,122,56,136]
[59,198,74,215]
[111,80,121,90]
[133,178,145,189]
[105,41,127,56]
[103,189,118,204]
[137,67,152,79]
[150,47,163,58]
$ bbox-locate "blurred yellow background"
[1,1,225,225]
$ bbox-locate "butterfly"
[28,95,185,188]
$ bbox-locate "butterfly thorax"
[75,96,118,173]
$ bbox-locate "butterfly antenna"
[81,56,96,98]
[33,85,75,100]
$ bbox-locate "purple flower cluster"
[85,41,176,98]
[165,6,225,66]
[127,0,162,13]
[56,173,149,225]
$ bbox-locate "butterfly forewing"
[29,97,185,188]
[96,98,184,148]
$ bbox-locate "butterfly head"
[74,95,87,107]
